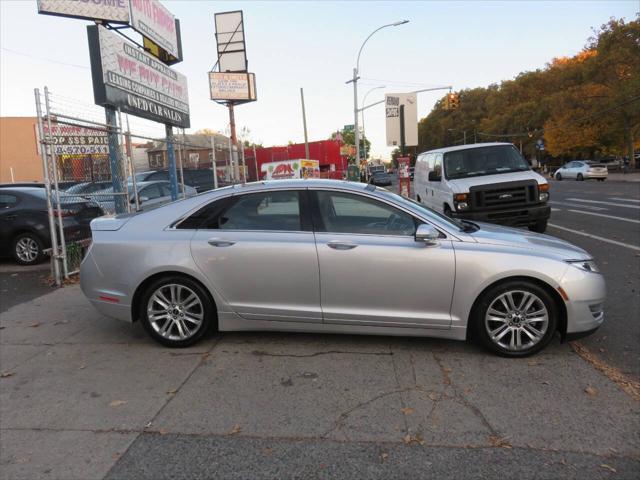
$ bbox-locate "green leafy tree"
[330,127,371,161]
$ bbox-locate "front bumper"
[559,264,606,338]
[452,203,551,227]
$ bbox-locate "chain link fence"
[35,87,240,285]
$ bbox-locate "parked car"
[414,143,550,233]
[80,179,605,357]
[94,180,197,213]
[369,171,393,186]
[128,169,216,193]
[0,187,103,265]
[65,181,113,196]
[554,161,607,181]
[0,182,45,189]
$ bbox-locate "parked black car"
[0,187,104,265]
[64,181,113,195]
[128,169,216,193]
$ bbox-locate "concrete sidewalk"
[1,286,639,479]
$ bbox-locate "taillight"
[53,208,75,217]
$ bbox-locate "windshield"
[444,145,530,180]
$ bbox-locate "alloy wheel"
[16,237,39,263]
[484,290,549,352]
[146,283,204,341]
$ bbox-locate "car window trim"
[310,188,431,239]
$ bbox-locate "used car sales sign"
[88,25,190,128]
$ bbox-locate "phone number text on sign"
[54,145,109,155]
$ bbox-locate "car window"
[315,191,415,236]
[149,171,169,181]
[140,184,163,200]
[0,193,19,209]
[433,155,442,178]
[217,190,302,231]
[160,184,172,196]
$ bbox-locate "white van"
[414,143,550,232]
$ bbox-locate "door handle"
[327,240,357,250]
[207,238,236,247]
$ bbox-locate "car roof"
[0,186,46,193]
[419,142,514,155]
[218,179,373,193]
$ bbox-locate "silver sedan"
[80,179,605,357]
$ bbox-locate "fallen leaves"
[29,322,41,328]
[403,433,425,445]
[584,386,598,396]
[400,407,415,416]
[380,452,389,461]
[228,424,242,435]
[109,400,127,407]
[166,389,178,395]
[1,372,15,378]
[600,464,617,473]
[488,435,512,449]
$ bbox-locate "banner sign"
[385,93,418,147]
[129,0,180,59]
[43,124,109,155]
[37,0,130,23]
[208,72,257,101]
[88,25,190,128]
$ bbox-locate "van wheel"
[444,205,453,218]
[528,220,547,233]
[416,195,421,202]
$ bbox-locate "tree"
[330,127,371,161]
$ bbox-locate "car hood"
[468,222,590,260]
[447,170,546,193]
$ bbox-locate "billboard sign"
[43,123,109,155]
[214,10,247,73]
[385,93,418,147]
[128,0,180,59]
[88,25,190,128]
[37,0,130,23]
[209,72,257,101]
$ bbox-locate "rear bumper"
[452,203,550,226]
[585,171,608,179]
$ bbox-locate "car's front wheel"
[555,173,562,181]
[139,276,215,347]
[473,281,558,357]
[12,233,45,265]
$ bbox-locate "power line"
[1,47,89,70]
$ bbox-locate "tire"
[528,220,547,233]
[472,280,558,357]
[444,205,453,218]
[598,178,605,182]
[416,195,422,203]
[577,173,584,181]
[555,173,562,181]
[12,232,45,265]
[139,275,215,348]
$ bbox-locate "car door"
[311,189,455,329]
[190,189,322,323]
[565,162,578,179]
[139,184,165,208]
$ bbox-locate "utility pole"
[399,104,406,156]
[165,125,179,201]
[300,88,310,160]
[210,135,218,189]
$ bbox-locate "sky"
[1,0,638,160]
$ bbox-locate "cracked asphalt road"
[1,286,639,479]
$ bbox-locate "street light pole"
[347,20,408,169]
[361,85,385,167]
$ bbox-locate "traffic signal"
[448,93,460,109]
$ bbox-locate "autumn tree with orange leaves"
[418,18,640,166]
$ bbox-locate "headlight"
[566,259,600,273]
[539,192,549,202]
[456,202,468,211]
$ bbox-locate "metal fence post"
[253,146,259,181]
[178,129,186,199]
[165,125,179,200]
[125,115,139,211]
[44,87,68,279]
[34,88,61,286]
[105,106,125,214]
[211,136,218,190]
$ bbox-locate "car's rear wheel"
[12,233,45,265]
[473,280,558,357]
[555,173,562,181]
[577,173,584,181]
[139,276,215,348]
[598,178,606,182]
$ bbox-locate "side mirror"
[415,224,439,245]
[428,171,441,182]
